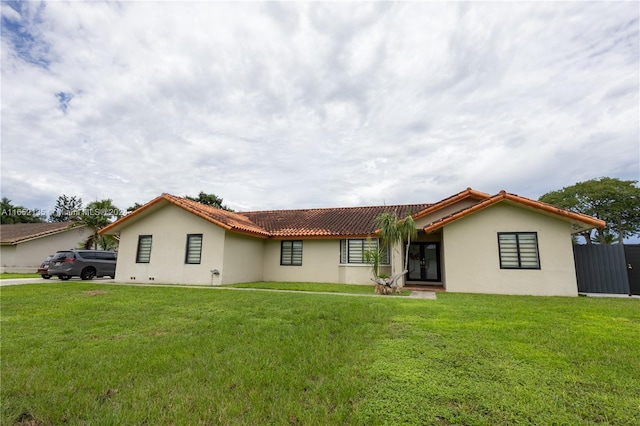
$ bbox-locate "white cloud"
[1,1,638,214]
[1,3,21,22]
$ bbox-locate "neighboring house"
[99,189,605,296]
[0,222,92,273]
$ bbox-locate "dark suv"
[48,250,117,281]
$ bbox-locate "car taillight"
[64,258,75,263]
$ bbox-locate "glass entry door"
[407,243,441,282]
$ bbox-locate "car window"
[96,252,116,261]
[52,252,74,261]
[79,251,97,259]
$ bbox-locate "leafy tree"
[539,177,640,244]
[72,199,123,250]
[49,195,83,222]
[94,234,119,251]
[126,202,144,213]
[1,197,44,224]
[185,192,233,211]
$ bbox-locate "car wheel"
[59,275,70,281]
[41,274,51,279]
[80,267,96,280]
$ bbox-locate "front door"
[407,243,441,282]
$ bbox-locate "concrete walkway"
[0,277,115,286]
[0,278,436,299]
[99,282,437,299]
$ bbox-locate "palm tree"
[373,211,418,289]
[71,199,122,250]
[398,214,417,273]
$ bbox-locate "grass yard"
[223,281,411,295]
[1,284,639,425]
[0,273,41,279]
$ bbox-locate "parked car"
[37,255,54,279]
[48,250,117,281]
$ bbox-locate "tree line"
[1,191,234,224]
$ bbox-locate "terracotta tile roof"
[422,190,606,233]
[100,194,271,238]
[163,194,272,237]
[412,188,490,220]
[0,222,82,244]
[99,189,605,239]
[243,204,432,238]
[99,193,431,239]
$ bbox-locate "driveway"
[0,277,116,286]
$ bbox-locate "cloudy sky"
[1,1,638,215]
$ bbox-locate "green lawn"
[223,281,411,295]
[0,273,41,279]
[1,284,639,425]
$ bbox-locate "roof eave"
[412,188,490,221]
[423,191,606,234]
[99,194,271,238]
[1,224,88,244]
[100,195,169,235]
[501,193,606,230]
[223,227,270,239]
[166,195,270,237]
[268,233,378,240]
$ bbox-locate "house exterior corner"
[114,203,231,285]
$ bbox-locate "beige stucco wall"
[338,263,390,285]
[263,239,342,283]
[442,203,578,296]
[1,246,16,271]
[221,233,264,284]
[115,204,226,285]
[115,208,383,286]
[262,238,388,285]
[1,226,91,273]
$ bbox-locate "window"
[498,232,540,269]
[185,234,203,264]
[281,240,302,266]
[97,251,117,261]
[340,239,389,264]
[136,235,152,263]
[79,251,96,259]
